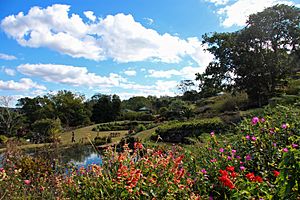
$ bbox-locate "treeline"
[0,91,196,141]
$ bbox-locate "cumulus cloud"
[124,70,137,76]
[17,63,126,87]
[205,0,229,6]
[1,4,213,65]
[84,11,96,22]
[0,78,46,91]
[212,0,296,27]
[148,65,206,79]
[119,80,178,98]
[3,68,16,76]
[0,53,17,60]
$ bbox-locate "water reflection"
[0,145,102,169]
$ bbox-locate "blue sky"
[0,0,299,102]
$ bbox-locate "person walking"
[71,131,75,143]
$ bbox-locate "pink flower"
[24,180,31,185]
[236,155,241,159]
[232,149,237,154]
[282,148,288,152]
[246,155,251,161]
[251,136,257,141]
[251,117,259,125]
[245,135,250,140]
[210,158,217,162]
[281,124,287,129]
[273,143,277,147]
[227,156,232,160]
[201,169,207,174]
[208,147,212,151]
[0,168,4,172]
[210,131,215,137]
[219,148,224,153]
[240,166,246,171]
[292,144,298,149]
[261,118,265,123]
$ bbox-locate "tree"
[122,96,152,111]
[177,80,195,94]
[31,118,62,143]
[90,94,121,123]
[49,90,90,127]
[0,96,23,136]
[197,4,300,106]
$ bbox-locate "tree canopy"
[197,4,300,106]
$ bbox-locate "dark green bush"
[94,136,112,146]
[153,117,226,143]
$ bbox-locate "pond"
[0,144,102,169]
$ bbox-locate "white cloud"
[0,78,46,91]
[124,70,137,76]
[148,69,181,78]
[148,65,206,79]
[118,80,178,98]
[0,53,17,60]
[17,63,126,87]
[84,11,96,22]
[1,4,213,65]
[215,0,295,27]
[3,68,16,76]
[144,17,154,25]
[206,0,230,6]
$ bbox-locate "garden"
[0,105,299,199]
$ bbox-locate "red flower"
[230,172,237,178]
[255,176,263,183]
[226,166,235,172]
[219,169,228,176]
[219,169,235,189]
[219,175,235,189]
[273,170,280,177]
[246,173,255,181]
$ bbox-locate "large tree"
[197,4,300,106]
[90,94,121,123]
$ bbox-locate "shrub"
[94,136,112,146]
[212,92,248,113]
[0,135,8,144]
[153,117,226,143]
[134,124,146,133]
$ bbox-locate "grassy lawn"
[134,127,157,142]
[0,121,158,152]
[60,124,128,145]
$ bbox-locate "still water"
[0,145,102,169]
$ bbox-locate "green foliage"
[93,121,152,132]
[211,92,248,113]
[122,96,152,111]
[89,94,121,123]
[94,136,112,145]
[197,4,300,106]
[31,118,62,143]
[154,117,225,143]
[0,135,8,144]
[17,90,91,128]
[269,95,300,106]
[120,110,154,121]
[0,105,299,199]
[134,124,146,133]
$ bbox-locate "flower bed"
[0,105,299,199]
